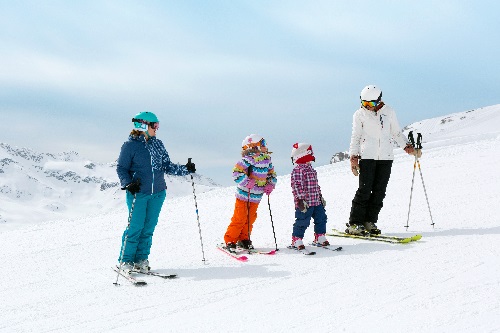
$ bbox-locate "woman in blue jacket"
[116,111,196,273]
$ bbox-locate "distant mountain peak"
[0,142,220,225]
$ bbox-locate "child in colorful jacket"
[224,134,277,250]
[290,143,330,250]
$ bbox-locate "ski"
[368,233,422,242]
[134,270,177,279]
[309,243,343,252]
[249,249,277,255]
[217,244,249,261]
[327,229,422,244]
[287,245,316,255]
[112,266,147,286]
[235,247,277,255]
[373,233,422,242]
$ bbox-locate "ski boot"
[225,242,237,252]
[237,239,254,250]
[345,223,367,235]
[363,222,381,235]
[313,233,330,246]
[134,259,150,272]
[117,262,134,275]
[291,236,305,250]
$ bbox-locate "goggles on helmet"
[132,118,160,130]
[361,100,379,108]
[242,138,266,150]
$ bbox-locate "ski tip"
[412,234,423,241]
[135,281,148,286]
[237,256,249,261]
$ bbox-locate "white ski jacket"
[349,104,408,160]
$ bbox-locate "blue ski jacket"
[116,134,189,195]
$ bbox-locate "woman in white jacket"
[347,85,415,235]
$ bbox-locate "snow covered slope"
[0,143,220,228]
[0,105,499,332]
[402,104,500,147]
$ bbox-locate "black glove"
[297,199,309,213]
[125,178,141,195]
[185,158,196,173]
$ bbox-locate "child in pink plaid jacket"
[290,143,330,250]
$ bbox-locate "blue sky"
[1,1,499,185]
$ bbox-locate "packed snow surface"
[1,105,499,332]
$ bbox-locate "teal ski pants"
[118,190,166,263]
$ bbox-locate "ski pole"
[405,132,435,229]
[405,131,418,230]
[114,193,137,286]
[267,195,279,251]
[416,158,435,228]
[246,165,253,245]
[414,133,435,228]
[189,164,206,263]
[405,155,418,230]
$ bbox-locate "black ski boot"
[237,239,254,250]
[364,222,381,235]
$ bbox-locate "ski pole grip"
[408,131,415,147]
[416,133,423,149]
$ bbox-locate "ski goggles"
[242,138,266,150]
[361,100,379,108]
[132,119,160,130]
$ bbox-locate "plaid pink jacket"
[290,163,322,208]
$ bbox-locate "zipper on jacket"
[151,155,154,194]
[376,110,381,160]
[146,140,154,195]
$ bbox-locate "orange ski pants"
[224,198,259,244]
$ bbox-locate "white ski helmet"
[242,134,266,150]
[291,142,315,164]
[360,85,382,101]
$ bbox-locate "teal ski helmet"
[132,111,159,131]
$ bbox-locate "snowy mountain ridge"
[401,104,500,145]
[0,143,220,227]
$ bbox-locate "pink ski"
[217,244,248,261]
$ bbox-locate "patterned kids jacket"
[233,150,277,203]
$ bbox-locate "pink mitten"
[245,178,256,189]
[263,183,274,195]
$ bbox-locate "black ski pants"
[349,159,393,225]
